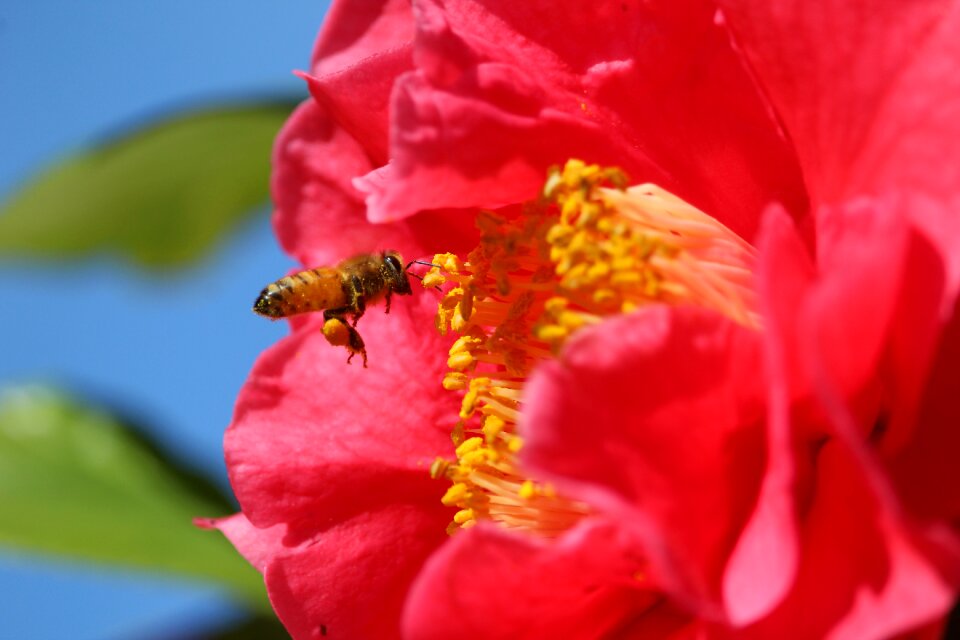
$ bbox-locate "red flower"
[208,1,960,638]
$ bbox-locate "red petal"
[729,202,960,634]
[226,292,456,541]
[740,443,955,640]
[887,293,960,523]
[265,503,448,640]
[521,305,766,616]
[715,1,960,287]
[306,0,416,164]
[402,520,689,639]
[361,0,807,239]
[271,99,476,267]
[715,2,960,203]
[311,0,413,76]
[723,206,813,623]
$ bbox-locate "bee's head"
[383,251,413,296]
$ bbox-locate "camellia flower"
[203,1,960,638]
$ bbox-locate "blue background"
[0,2,330,637]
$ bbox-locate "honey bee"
[253,250,418,367]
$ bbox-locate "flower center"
[424,160,758,536]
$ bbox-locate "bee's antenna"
[405,259,442,270]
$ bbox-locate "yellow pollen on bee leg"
[321,318,349,346]
[424,159,759,537]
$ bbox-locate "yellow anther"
[519,480,536,500]
[558,311,586,331]
[643,276,661,297]
[567,230,590,254]
[482,415,505,442]
[450,308,469,333]
[577,201,603,226]
[450,335,480,354]
[550,245,568,266]
[611,271,642,286]
[544,297,568,314]
[422,270,446,288]
[442,483,469,506]
[434,252,462,273]
[535,324,568,343]
[447,351,475,371]
[436,308,451,335]
[453,508,476,525]
[460,380,491,420]
[455,436,484,459]
[546,223,571,245]
[543,169,563,199]
[461,448,495,468]
[587,261,611,280]
[508,437,523,453]
[459,394,478,420]
[561,196,581,220]
[443,372,469,391]
[562,262,589,286]
[469,377,491,392]
[592,288,617,304]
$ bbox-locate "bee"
[253,250,419,367]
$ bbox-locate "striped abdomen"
[253,268,346,318]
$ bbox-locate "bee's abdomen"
[252,268,345,318]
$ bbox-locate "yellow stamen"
[425,160,759,536]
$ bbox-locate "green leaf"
[0,386,269,611]
[207,614,291,640]
[0,103,294,268]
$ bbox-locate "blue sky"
[0,2,330,637]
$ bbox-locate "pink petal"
[195,513,288,574]
[521,305,766,617]
[361,0,807,240]
[402,519,690,639]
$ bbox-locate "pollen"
[321,318,350,346]
[425,159,759,536]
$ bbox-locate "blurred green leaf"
[0,103,294,267]
[0,386,269,612]
[208,614,291,640]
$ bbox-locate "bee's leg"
[343,328,368,368]
[322,308,368,368]
[345,275,366,327]
[384,288,393,315]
